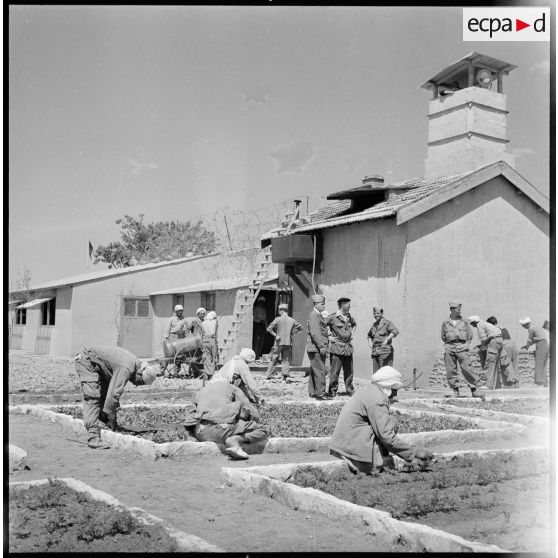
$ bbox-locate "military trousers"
[444,348,478,389]
[307,351,327,397]
[328,354,354,396]
[74,357,108,443]
[266,344,292,377]
[483,337,503,389]
[534,339,549,386]
[371,349,394,373]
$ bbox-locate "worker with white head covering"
[520,317,549,387]
[187,307,206,337]
[74,345,159,449]
[468,315,502,391]
[185,348,269,460]
[253,296,268,359]
[212,348,264,405]
[200,310,219,378]
[165,304,188,341]
[329,366,432,474]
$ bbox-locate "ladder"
[218,245,273,364]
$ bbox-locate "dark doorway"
[252,289,278,358]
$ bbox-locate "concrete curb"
[9,477,222,552]
[222,446,548,552]
[9,444,28,472]
[10,403,524,459]
[414,399,549,427]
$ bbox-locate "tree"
[93,215,218,268]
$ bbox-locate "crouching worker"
[329,366,432,474]
[184,357,269,460]
[74,346,158,449]
[212,348,265,407]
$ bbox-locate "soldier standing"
[367,307,399,372]
[306,294,331,400]
[326,297,356,397]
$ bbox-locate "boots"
[87,438,111,450]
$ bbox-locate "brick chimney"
[420,52,517,178]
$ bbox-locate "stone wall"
[429,351,549,389]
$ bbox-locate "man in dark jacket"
[306,294,331,400]
[329,366,432,474]
[326,297,356,397]
[74,345,158,449]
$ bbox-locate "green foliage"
[93,214,218,268]
[9,481,178,552]
[290,453,548,520]
[447,398,548,417]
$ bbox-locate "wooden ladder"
[218,245,273,364]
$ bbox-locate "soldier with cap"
[265,303,303,380]
[165,304,188,341]
[367,307,399,373]
[306,294,331,400]
[441,301,482,397]
[74,345,159,449]
[325,297,356,397]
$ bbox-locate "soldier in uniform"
[367,307,399,372]
[306,294,331,400]
[326,297,356,397]
[441,301,482,398]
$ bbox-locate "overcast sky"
[9,5,551,285]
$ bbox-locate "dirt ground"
[8,351,552,552]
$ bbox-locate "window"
[15,308,27,325]
[41,299,56,326]
[201,291,216,311]
[173,295,184,309]
[123,297,151,318]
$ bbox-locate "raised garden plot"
[444,397,549,417]
[49,403,482,443]
[9,478,221,552]
[223,448,549,552]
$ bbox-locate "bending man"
[329,366,432,474]
[74,345,158,449]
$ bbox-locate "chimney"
[420,52,517,178]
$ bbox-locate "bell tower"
[420,52,517,178]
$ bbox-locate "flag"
[88,241,94,259]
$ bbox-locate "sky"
[9,5,551,285]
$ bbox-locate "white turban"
[519,317,532,325]
[468,315,480,323]
[206,311,217,320]
[174,304,184,312]
[196,307,206,316]
[138,362,158,385]
[371,366,403,390]
[239,348,256,363]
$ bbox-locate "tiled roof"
[261,172,468,239]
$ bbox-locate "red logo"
[516,19,530,31]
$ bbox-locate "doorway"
[251,289,278,359]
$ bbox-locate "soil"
[291,453,550,552]
[445,398,549,417]
[51,402,479,443]
[9,480,178,552]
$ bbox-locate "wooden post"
[497,72,503,94]
[468,65,475,88]
[413,368,417,390]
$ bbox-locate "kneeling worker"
[185,354,270,459]
[74,345,159,449]
[329,366,432,474]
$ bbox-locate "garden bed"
[9,478,221,552]
[443,397,549,417]
[49,403,483,442]
[223,448,549,552]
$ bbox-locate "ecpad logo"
[463,8,550,42]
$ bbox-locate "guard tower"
[420,52,517,178]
